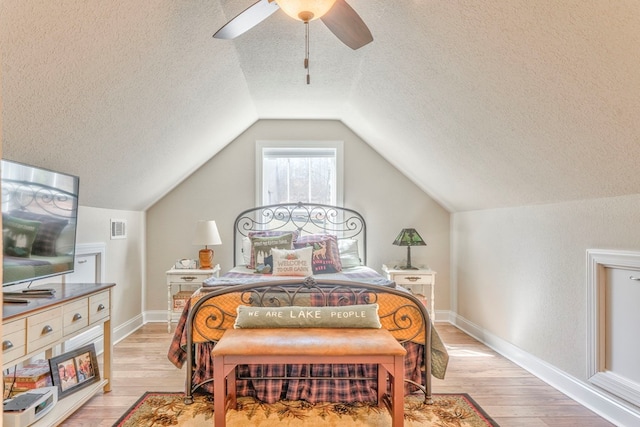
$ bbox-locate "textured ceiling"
[2,1,639,212]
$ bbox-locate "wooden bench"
[212,327,407,427]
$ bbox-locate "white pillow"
[338,238,361,268]
[271,246,313,276]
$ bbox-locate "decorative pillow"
[3,216,41,257]
[338,238,361,268]
[234,304,381,329]
[271,246,313,276]
[9,210,69,256]
[247,230,300,268]
[294,234,342,274]
[250,233,295,268]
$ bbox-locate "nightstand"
[166,265,220,332]
[382,265,436,320]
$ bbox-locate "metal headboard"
[233,202,367,267]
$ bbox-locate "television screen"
[2,159,80,287]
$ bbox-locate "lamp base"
[398,246,418,270]
[199,248,214,269]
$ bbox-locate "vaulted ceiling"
[3,1,639,212]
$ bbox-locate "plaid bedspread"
[204,265,396,287]
[167,270,449,404]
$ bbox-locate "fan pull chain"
[304,20,310,84]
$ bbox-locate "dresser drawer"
[3,319,26,366]
[27,307,63,353]
[391,273,434,287]
[168,272,213,286]
[63,298,89,335]
[89,291,110,324]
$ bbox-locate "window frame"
[255,140,344,207]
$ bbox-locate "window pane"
[262,148,336,205]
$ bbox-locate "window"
[257,141,343,206]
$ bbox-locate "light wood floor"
[61,323,615,427]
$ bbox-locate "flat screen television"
[2,159,80,287]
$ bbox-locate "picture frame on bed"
[49,344,100,399]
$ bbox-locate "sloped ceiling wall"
[2,1,639,212]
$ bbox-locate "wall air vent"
[110,219,127,240]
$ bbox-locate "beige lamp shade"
[277,0,337,22]
[193,220,222,269]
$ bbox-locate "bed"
[168,202,448,405]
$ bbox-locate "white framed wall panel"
[587,249,640,406]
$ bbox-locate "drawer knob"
[42,325,53,334]
[180,276,197,282]
[404,276,421,282]
[73,313,83,321]
[97,303,106,311]
[3,340,14,351]
[631,276,640,282]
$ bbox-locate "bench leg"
[228,365,237,409]
[377,364,387,407]
[391,355,404,427]
[213,356,226,427]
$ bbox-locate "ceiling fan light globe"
[277,0,337,22]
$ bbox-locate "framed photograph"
[49,343,100,399]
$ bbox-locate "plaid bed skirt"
[167,282,434,404]
[189,340,424,403]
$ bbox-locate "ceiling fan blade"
[213,0,280,39]
[321,0,373,50]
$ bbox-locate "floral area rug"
[113,392,499,426]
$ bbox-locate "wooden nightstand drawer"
[3,319,26,366]
[63,298,90,335]
[27,307,63,353]
[90,291,111,324]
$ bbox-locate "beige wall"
[146,119,450,313]
[452,194,640,380]
[76,206,145,328]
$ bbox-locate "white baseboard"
[144,309,173,325]
[449,312,640,427]
[433,310,449,323]
[61,314,144,358]
[113,314,145,345]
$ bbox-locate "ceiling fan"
[213,0,373,50]
[213,0,373,83]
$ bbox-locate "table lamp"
[193,220,222,269]
[392,228,426,270]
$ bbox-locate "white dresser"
[382,265,436,320]
[166,265,220,332]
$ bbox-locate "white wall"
[452,194,640,382]
[75,206,145,329]
[146,119,450,314]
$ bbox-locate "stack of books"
[3,360,53,398]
